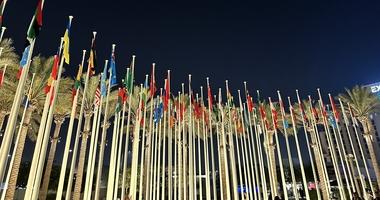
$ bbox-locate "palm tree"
[5,56,68,199]
[39,78,73,200]
[339,85,380,190]
[72,75,101,200]
[0,38,21,130]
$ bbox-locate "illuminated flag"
[27,0,43,41]
[100,62,107,97]
[17,44,31,79]
[94,86,101,106]
[88,37,97,76]
[44,55,60,94]
[329,95,340,122]
[150,64,156,98]
[109,50,117,86]
[62,18,72,64]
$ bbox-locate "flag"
[329,95,340,122]
[62,18,72,64]
[327,110,337,128]
[164,79,170,111]
[88,37,96,76]
[227,89,234,106]
[123,68,133,94]
[150,64,156,98]
[116,88,126,113]
[154,102,163,124]
[27,0,43,41]
[247,94,254,113]
[44,55,59,93]
[207,85,213,110]
[109,50,117,86]
[71,64,83,100]
[270,102,278,129]
[17,44,31,79]
[94,86,101,106]
[101,62,107,97]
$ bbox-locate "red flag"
[16,68,22,80]
[164,79,170,111]
[118,87,127,103]
[44,55,60,94]
[329,95,340,122]
[207,86,213,109]
[247,94,254,113]
[150,64,156,98]
[271,107,278,129]
[94,87,101,106]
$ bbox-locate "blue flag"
[153,103,163,124]
[101,62,107,97]
[327,111,337,128]
[20,45,31,67]
[109,52,117,86]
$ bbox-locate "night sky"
[6,0,380,99]
[5,1,380,164]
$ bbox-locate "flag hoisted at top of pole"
[0,0,8,28]
[27,0,43,41]
[150,63,156,98]
[62,17,72,64]
[88,32,97,76]
[110,44,117,86]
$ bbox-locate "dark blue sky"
[5,0,380,99]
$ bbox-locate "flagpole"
[243,82,261,200]
[347,102,376,198]
[114,93,127,199]
[177,91,183,200]
[82,31,99,200]
[121,55,136,200]
[0,72,35,200]
[231,97,246,199]
[316,89,346,200]
[148,97,157,200]
[307,95,331,199]
[167,71,173,200]
[55,68,82,200]
[94,60,111,200]
[138,76,152,200]
[206,77,217,199]
[84,78,102,200]
[218,87,232,199]
[200,86,212,200]
[173,101,179,200]
[153,91,163,200]
[144,63,156,200]
[268,97,288,199]
[161,80,168,200]
[287,96,310,200]
[277,91,298,200]
[121,69,133,200]
[23,37,63,199]
[252,105,268,200]
[0,37,36,184]
[215,106,225,200]
[238,90,256,200]
[0,27,6,43]
[339,99,368,199]
[129,84,144,200]
[328,93,355,198]
[258,94,276,199]
[193,93,203,199]
[295,90,321,200]
[241,103,255,200]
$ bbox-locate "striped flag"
[94,86,101,106]
[27,0,43,41]
[44,55,59,93]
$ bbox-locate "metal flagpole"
[200,86,212,200]
[277,91,298,200]
[161,80,168,200]
[93,60,111,200]
[106,107,119,199]
[0,27,6,43]
[316,89,346,200]
[128,84,144,200]
[206,78,217,199]
[347,102,376,198]
[121,68,134,200]
[243,82,261,200]
[195,94,204,199]
[238,90,256,200]
[295,90,321,200]
[287,96,310,200]
[339,99,368,199]
[327,93,355,198]
[0,73,35,200]
[153,93,163,200]
[215,106,224,200]
[307,95,331,200]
